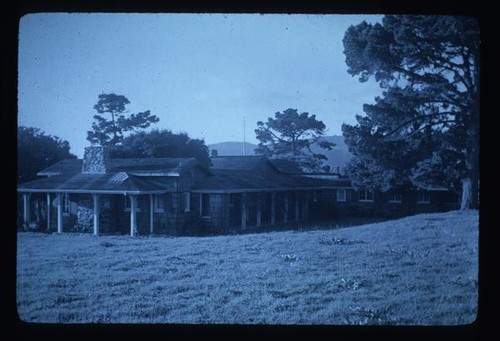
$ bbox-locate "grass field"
[16,210,478,325]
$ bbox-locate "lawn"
[16,210,478,325]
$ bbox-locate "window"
[417,191,431,203]
[200,193,210,216]
[63,193,71,213]
[359,190,374,202]
[154,195,165,212]
[389,193,402,203]
[182,192,191,212]
[336,189,346,202]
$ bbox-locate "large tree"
[110,129,210,168]
[17,126,76,183]
[87,93,159,147]
[254,108,334,172]
[342,15,479,209]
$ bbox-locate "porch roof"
[17,172,173,195]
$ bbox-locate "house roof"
[192,169,341,193]
[20,157,204,194]
[210,156,278,172]
[37,157,203,176]
[20,154,350,194]
[267,158,303,174]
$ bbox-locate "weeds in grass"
[348,306,391,325]
[338,278,364,290]
[100,241,115,248]
[319,237,367,246]
[277,253,298,262]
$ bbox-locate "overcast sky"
[18,13,383,158]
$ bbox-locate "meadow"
[16,210,478,325]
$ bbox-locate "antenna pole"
[243,115,247,156]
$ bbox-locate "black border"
[5,1,491,340]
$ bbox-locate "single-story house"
[17,146,459,236]
[17,146,339,236]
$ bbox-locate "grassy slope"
[16,210,478,325]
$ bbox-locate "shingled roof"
[19,157,205,194]
[17,172,173,194]
[19,154,349,194]
[210,155,279,172]
[38,157,203,176]
[192,169,341,193]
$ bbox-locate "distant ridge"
[208,141,257,156]
[208,135,352,169]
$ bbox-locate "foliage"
[110,129,210,168]
[255,108,335,172]
[342,15,479,207]
[17,126,76,183]
[87,93,159,147]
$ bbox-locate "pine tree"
[255,108,334,172]
[342,15,479,209]
[87,93,159,147]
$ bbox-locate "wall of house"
[314,188,460,220]
[226,190,312,232]
[120,193,185,236]
[208,193,231,231]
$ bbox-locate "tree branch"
[383,111,461,138]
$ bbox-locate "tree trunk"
[461,90,480,210]
[460,178,472,210]
[460,173,479,210]
[111,111,118,145]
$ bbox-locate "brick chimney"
[82,146,109,174]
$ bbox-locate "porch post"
[56,193,63,233]
[270,192,276,226]
[22,193,31,226]
[93,194,100,236]
[284,192,289,224]
[149,194,154,235]
[302,192,309,220]
[256,192,262,228]
[295,191,300,221]
[46,193,51,230]
[130,195,138,237]
[241,192,247,230]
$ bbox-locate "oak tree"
[17,126,76,183]
[110,129,210,168]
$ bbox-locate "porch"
[191,190,314,232]
[18,191,168,237]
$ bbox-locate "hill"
[208,135,353,169]
[207,141,257,156]
[16,210,478,324]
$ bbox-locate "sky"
[18,13,383,158]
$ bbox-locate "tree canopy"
[109,129,210,168]
[254,108,334,172]
[17,126,76,183]
[87,93,159,147]
[342,15,479,209]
